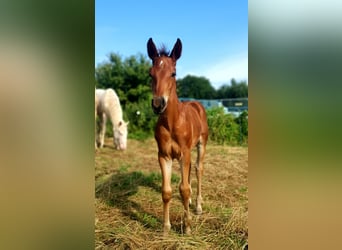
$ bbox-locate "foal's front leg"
[159,154,173,235]
[179,150,192,234]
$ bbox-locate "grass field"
[95,138,248,249]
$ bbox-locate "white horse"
[95,88,129,150]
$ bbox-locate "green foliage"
[95,53,151,106]
[235,110,248,144]
[207,107,248,145]
[124,98,157,140]
[216,79,248,99]
[177,75,216,98]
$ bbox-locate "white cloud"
[202,52,248,88]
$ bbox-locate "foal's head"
[147,38,182,114]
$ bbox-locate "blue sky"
[95,1,248,89]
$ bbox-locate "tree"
[122,54,151,103]
[95,53,152,106]
[216,79,248,99]
[177,75,216,99]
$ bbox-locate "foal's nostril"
[152,96,166,114]
[152,97,163,108]
[152,98,159,108]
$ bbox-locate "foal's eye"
[171,72,176,77]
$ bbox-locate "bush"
[235,110,248,144]
[124,99,157,140]
[207,107,248,145]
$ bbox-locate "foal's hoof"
[185,227,191,235]
[163,224,171,236]
[195,206,202,215]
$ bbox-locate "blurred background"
[0,1,93,249]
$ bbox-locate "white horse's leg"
[99,113,107,148]
[95,107,98,149]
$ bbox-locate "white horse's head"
[113,120,129,150]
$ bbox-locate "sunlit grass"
[95,138,248,249]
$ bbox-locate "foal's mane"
[158,44,170,57]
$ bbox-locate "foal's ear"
[147,38,158,60]
[170,38,182,61]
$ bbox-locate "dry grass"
[95,138,248,249]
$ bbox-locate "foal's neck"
[162,87,180,125]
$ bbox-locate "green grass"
[128,131,153,141]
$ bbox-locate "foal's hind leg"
[195,141,206,215]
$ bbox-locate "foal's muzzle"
[152,96,167,114]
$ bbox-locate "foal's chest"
[155,126,184,160]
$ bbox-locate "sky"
[95,1,248,89]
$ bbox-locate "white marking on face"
[163,95,169,104]
[159,60,164,66]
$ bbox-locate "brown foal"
[147,38,209,235]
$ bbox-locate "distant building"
[179,97,248,117]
